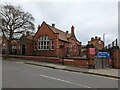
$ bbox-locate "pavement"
[2,57,120,79]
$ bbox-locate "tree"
[0,4,35,57]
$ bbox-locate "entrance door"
[22,44,25,55]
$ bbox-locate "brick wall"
[88,36,104,50]
[34,22,57,57]
[64,58,94,67]
[9,55,61,63]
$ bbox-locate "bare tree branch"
[0,4,35,57]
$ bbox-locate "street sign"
[97,52,110,58]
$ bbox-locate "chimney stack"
[52,24,55,28]
[95,36,98,40]
[91,37,94,41]
[98,37,101,40]
[71,25,75,36]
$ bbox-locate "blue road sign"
[97,52,110,58]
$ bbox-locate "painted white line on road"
[40,74,91,88]
[22,62,119,81]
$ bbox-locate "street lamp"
[103,34,105,47]
[102,34,105,68]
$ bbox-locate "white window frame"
[51,40,54,50]
[98,41,101,44]
[38,36,49,50]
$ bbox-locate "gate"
[95,52,111,68]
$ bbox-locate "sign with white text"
[97,52,110,58]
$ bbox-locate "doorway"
[22,44,25,55]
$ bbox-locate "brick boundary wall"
[6,55,94,68]
[63,57,94,67]
[8,55,61,64]
[113,50,120,69]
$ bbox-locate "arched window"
[38,36,49,50]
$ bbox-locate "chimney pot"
[52,24,55,28]
[66,31,69,34]
[91,37,94,41]
[95,36,98,39]
[99,37,101,40]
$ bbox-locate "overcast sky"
[1,0,119,45]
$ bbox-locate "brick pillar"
[112,46,120,68]
[86,44,95,68]
[55,33,59,57]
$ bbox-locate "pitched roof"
[47,24,69,42]
[43,22,81,45]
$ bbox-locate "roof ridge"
[47,24,68,34]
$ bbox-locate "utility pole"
[102,34,105,68]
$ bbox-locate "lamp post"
[103,34,105,47]
[102,34,105,68]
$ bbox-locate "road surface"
[2,60,119,88]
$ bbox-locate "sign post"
[97,52,110,68]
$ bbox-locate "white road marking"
[40,74,91,88]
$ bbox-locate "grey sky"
[1,0,118,45]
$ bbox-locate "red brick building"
[20,32,34,55]
[1,21,81,57]
[1,32,34,56]
[88,36,104,51]
[34,21,81,57]
[81,36,104,58]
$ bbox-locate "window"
[51,40,54,50]
[3,43,6,49]
[74,45,76,52]
[38,36,49,50]
[69,44,72,53]
[98,41,101,44]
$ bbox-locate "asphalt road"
[2,60,119,88]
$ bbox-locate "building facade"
[34,21,81,57]
[88,36,104,51]
[19,32,34,55]
[1,21,81,57]
[1,32,34,56]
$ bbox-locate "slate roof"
[47,24,69,42]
